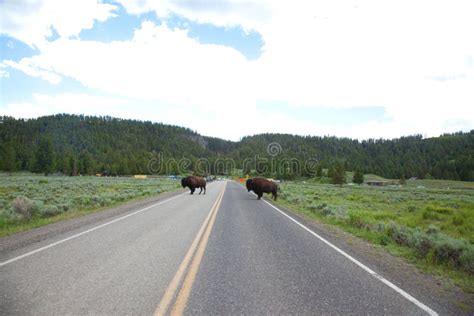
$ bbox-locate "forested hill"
[1,114,473,181]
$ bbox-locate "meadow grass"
[0,173,180,236]
[275,178,474,292]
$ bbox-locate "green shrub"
[348,213,369,229]
[321,206,333,216]
[425,204,454,214]
[39,205,62,217]
[0,208,21,220]
[32,200,45,215]
[460,247,474,274]
[379,234,391,246]
[58,203,70,211]
[422,210,441,221]
[12,196,34,219]
[410,231,434,258]
[452,216,464,226]
[287,194,306,204]
[331,206,348,219]
[387,222,410,246]
[375,223,385,232]
[425,224,439,235]
[306,203,318,212]
[347,194,361,201]
[432,237,467,268]
[307,202,326,212]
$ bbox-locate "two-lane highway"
[1,180,440,315]
[1,181,226,315]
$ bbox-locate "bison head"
[181,178,188,188]
[246,179,253,192]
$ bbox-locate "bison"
[181,176,206,195]
[246,177,278,201]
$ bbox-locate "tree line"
[0,114,472,181]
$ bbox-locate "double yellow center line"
[154,183,226,316]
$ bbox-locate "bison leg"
[272,189,277,201]
[257,192,263,200]
[190,187,195,194]
[203,186,206,194]
[199,187,203,194]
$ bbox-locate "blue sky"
[1,0,473,140]
[0,2,263,106]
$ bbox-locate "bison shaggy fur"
[181,176,206,194]
[246,177,278,201]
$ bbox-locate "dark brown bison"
[181,176,206,194]
[246,177,278,201]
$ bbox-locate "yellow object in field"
[134,175,147,179]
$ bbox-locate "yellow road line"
[154,183,226,316]
[170,182,225,316]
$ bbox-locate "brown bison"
[246,177,278,201]
[181,176,206,194]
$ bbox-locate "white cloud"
[1,0,473,140]
[3,21,254,110]
[2,59,61,84]
[0,63,10,78]
[1,93,128,119]
[0,0,117,47]
[117,0,270,32]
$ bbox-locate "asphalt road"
[0,180,443,315]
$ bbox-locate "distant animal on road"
[246,178,278,201]
[181,176,206,195]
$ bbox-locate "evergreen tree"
[242,164,251,177]
[400,174,406,185]
[327,166,335,178]
[79,150,94,175]
[1,142,16,174]
[71,156,79,176]
[332,161,346,186]
[353,170,364,185]
[35,137,54,175]
[316,164,323,178]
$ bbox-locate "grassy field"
[275,178,474,292]
[0,173,180,236]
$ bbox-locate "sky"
[0,0,473,141]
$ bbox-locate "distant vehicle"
[100,170,111,177]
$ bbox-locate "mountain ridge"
[1,114,473,180]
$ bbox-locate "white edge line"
[244,186,437,316]
[0,191,187,267]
